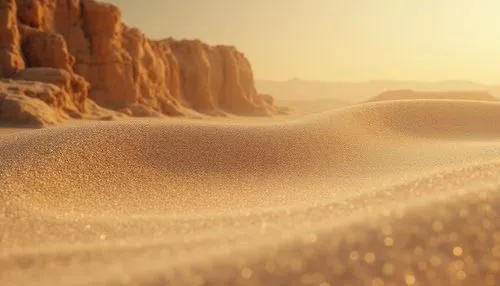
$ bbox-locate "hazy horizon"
[107,0,500,84]
[256,77,500,85]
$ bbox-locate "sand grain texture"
[1,99,500,285]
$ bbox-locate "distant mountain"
[256,79,500,103]
[366,90,499,103]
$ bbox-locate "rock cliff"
[0,0,278,126]
[0,0,25,77]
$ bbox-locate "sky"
[106,0,500,84]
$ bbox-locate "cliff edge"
[0,0,279,126]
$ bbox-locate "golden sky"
[107,0,500,83]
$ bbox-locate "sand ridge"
[1,99,500,285]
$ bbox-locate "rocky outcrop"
[20,25,75,71]
[167,39,275,115]
[0,75,115,126]
[0,0,278,126]
[0,78,72,126]
[0,92,60,126]
[13,68,90,116]
[0,0,24,77]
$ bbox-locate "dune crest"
[1,99,500,285]
[0,0,278,126]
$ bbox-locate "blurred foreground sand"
[1,98,499,286]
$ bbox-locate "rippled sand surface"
[1,100,499,285]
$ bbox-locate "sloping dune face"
[367,89,499,103]
[1,100,500,285]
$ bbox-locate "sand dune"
[1,99,500,285]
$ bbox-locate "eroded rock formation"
[0,0,278,126]
[166,39,275,115]
[0,79,62,126]
[0,0,25,77]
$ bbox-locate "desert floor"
[1,98,499,286]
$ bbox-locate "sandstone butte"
[0,0,282,126]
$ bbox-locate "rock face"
[0,76,115,126]
[0,0,277,125]
[13,68,90,115]
[166,39,275,115]
[0,79,62,126]
[0,0,25,77]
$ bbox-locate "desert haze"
[1,1,500,286]
[256,78,500,103]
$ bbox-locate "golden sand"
[1,99,499,285]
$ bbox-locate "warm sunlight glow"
[108,0,500,83]
[2,1,500,285]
